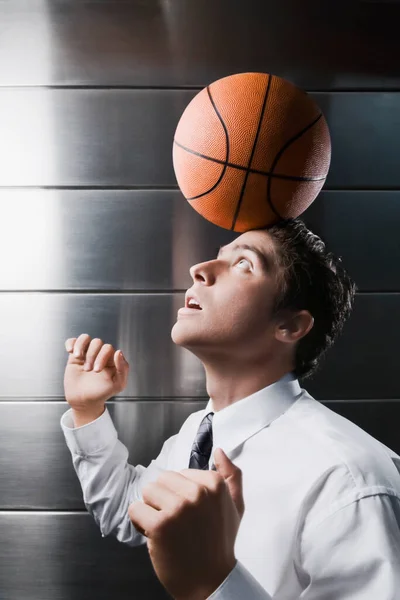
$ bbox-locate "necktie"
[188,412,214,470]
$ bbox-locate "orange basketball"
[172,72,331,232]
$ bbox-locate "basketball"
[172,72,331,232]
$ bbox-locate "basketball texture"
[172,72,331,232]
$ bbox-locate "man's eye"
[237,258,251,269]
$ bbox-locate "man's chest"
[232,452,310,595]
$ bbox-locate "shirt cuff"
[208,560,271,600]
[60,406,118,456]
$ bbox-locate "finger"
[87,341,112,372]
[142,480,182,512]
[65,338,77,353]
[154,470,202,504]
[115,349,129,373]
[178,468,224,494]
[82,338,104,370]
[72,333,91,359]
[128,500,161,538]
[214,449,245,519]
[114,350,129,388]
[182,455,245,520]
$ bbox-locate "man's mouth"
[186,298,202,310]
[185,293,203,310]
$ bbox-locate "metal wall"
[0,1,399,598]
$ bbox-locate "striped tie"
[188,412,215,470]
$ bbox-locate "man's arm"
[60,406,177,546]
[207,492,400,599]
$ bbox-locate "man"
[61,218,400,599]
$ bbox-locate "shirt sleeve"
[208,560,272,599]
[298,492,400,599]
[60,406,178,547]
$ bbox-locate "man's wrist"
[180,557,237,600]
[71,404,105,427]
[206,558,237,598]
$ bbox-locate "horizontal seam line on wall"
[0,85,400,93]
[0,185,181,191]
[0,186,400,192]
[0,398,210,403]
[1,398,400,403]
[0,509,97,514]
[0,290,397,295]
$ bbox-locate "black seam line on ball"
[266,112,324,219]
[183,86,230,201]
[231,73,273,231]
[173,140,326,184]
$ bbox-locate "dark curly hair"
[265,218,357,380]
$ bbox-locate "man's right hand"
[64,333,130,413]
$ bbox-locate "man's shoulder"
[286,392,400,496]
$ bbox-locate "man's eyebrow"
[217,243,273,272]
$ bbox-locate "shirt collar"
[200,372,302,467]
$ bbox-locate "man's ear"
[275,310,314,344]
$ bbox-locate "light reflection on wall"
[0,3,64,397]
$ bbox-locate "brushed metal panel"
[0,89,191,187]
[305,294,400,400]
[0,400,206,509]
[0,513,171,600]
[0,399,398,511]
[328,400,400,456]
[0,189,235,291]
[0,293,206,398]
[1,189,399,293]
[302,191,400,292]
[0,0,398,89]
[316,93,400,189]
[0,89,399,188]
[0,293,399,400]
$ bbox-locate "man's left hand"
[128,447,245,600]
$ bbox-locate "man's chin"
[170,321,204,348]
[171,322,192,347]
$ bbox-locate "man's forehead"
[221,229,274,254]
[218,230,276,272]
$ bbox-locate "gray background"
[0,1,399,598]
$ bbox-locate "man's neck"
[202,358,293,412]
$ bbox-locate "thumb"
[115,349,128,369]
[115,350,129,381]
[214,448,245,519]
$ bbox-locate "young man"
[61,218,400,599]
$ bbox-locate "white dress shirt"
[60,373,400,599]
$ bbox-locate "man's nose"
[189,260,216,284]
